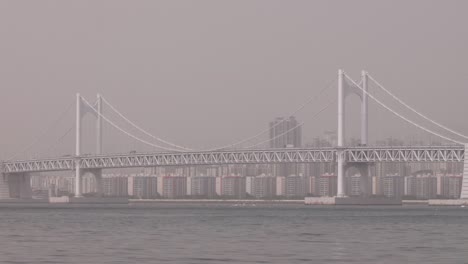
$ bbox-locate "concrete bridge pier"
[18,173,33,198]
[355,163,371,197]
[461,144,468,199]
[95,170,103,197]
[341,163,372,197]
[0,173,10,199]
[74,161,82,197]
[76,169,103,197]
[85,169,103,197]
[0,173,33,199]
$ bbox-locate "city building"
[269,116,302,177]
[129,176,158,199]
[216,176,246,199]
[438,174,463,198]
[404,174,437,199]
[305,176,317,196]
[317,173,337,197]
[102,176,128,197]
[246,174,276,199]
[345,174,362,197]
[187,176,217,198]
[269,116,302,148]
[285,175,305,198]
[276,176,286,197]
[31,175,75,196]
[157,176,187,198]
[381,174,405,198]
[371,176,381,196]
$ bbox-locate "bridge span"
[1,145,464,174]
[2,70,468,199]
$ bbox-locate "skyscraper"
[269,116,302,148]
[269,116,302,177]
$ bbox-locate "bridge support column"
[75,162,82,197]
[337,69,346,197]
[357,164,370,197]
[337,150,345,197]
[336,70,370,197]
[19,173,32,199]
[80,169,103,197]
[5,173,32,199]
[361,71,368,146]
[75,93,82,198]
[96,94,102,155]
[91,169,103,197]
[461,144,468,199]
[0,174,10,199]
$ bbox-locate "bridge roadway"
[1,145,465,174]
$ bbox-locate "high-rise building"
[130,176,158,199]
[269,117,302,177]
[30,175,74,195]
[157,176,187,199]
[305,176,317,196]
[438,174,463,198]
[285,175,305,198]
[345,174,362,196]
[187,176,217,198]
[372,176,381,196]
[381,175,405,198]
[404,174,437,199]
[269,116,302,148]
[276,176,286,197]
[216,176,246,199]
[102,176,128,197]
[246,175,277,199]
[317,173,337,197]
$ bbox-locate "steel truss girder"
[1,146,464,174]
[79,149,335,169]
[346,147,464,162]
[3,158,75,173]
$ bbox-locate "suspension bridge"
[1,70,467,199]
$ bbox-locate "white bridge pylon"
[337,69,467,199]
[337,70,369,197]
[75,93,103,197]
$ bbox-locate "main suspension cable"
[367,73,468,141]
[8,101,75,160]
[101,96,192,151]
[345,74,464,145]
[204,77,337,151]
[81,97,186,152]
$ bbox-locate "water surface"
[0,205,467,264]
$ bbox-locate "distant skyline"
[1,0,468,159]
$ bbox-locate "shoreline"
[129,198,304,204]
[0,198,466,207]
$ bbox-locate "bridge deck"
[1,146,464,174]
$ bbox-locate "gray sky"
[1,0,468,158]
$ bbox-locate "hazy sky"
[1,0,468,158]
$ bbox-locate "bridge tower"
[337,70,369,197]
[75,93,103,198]
[94,94,103,196]
[461,144,468,199]
[75,93,82,197]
